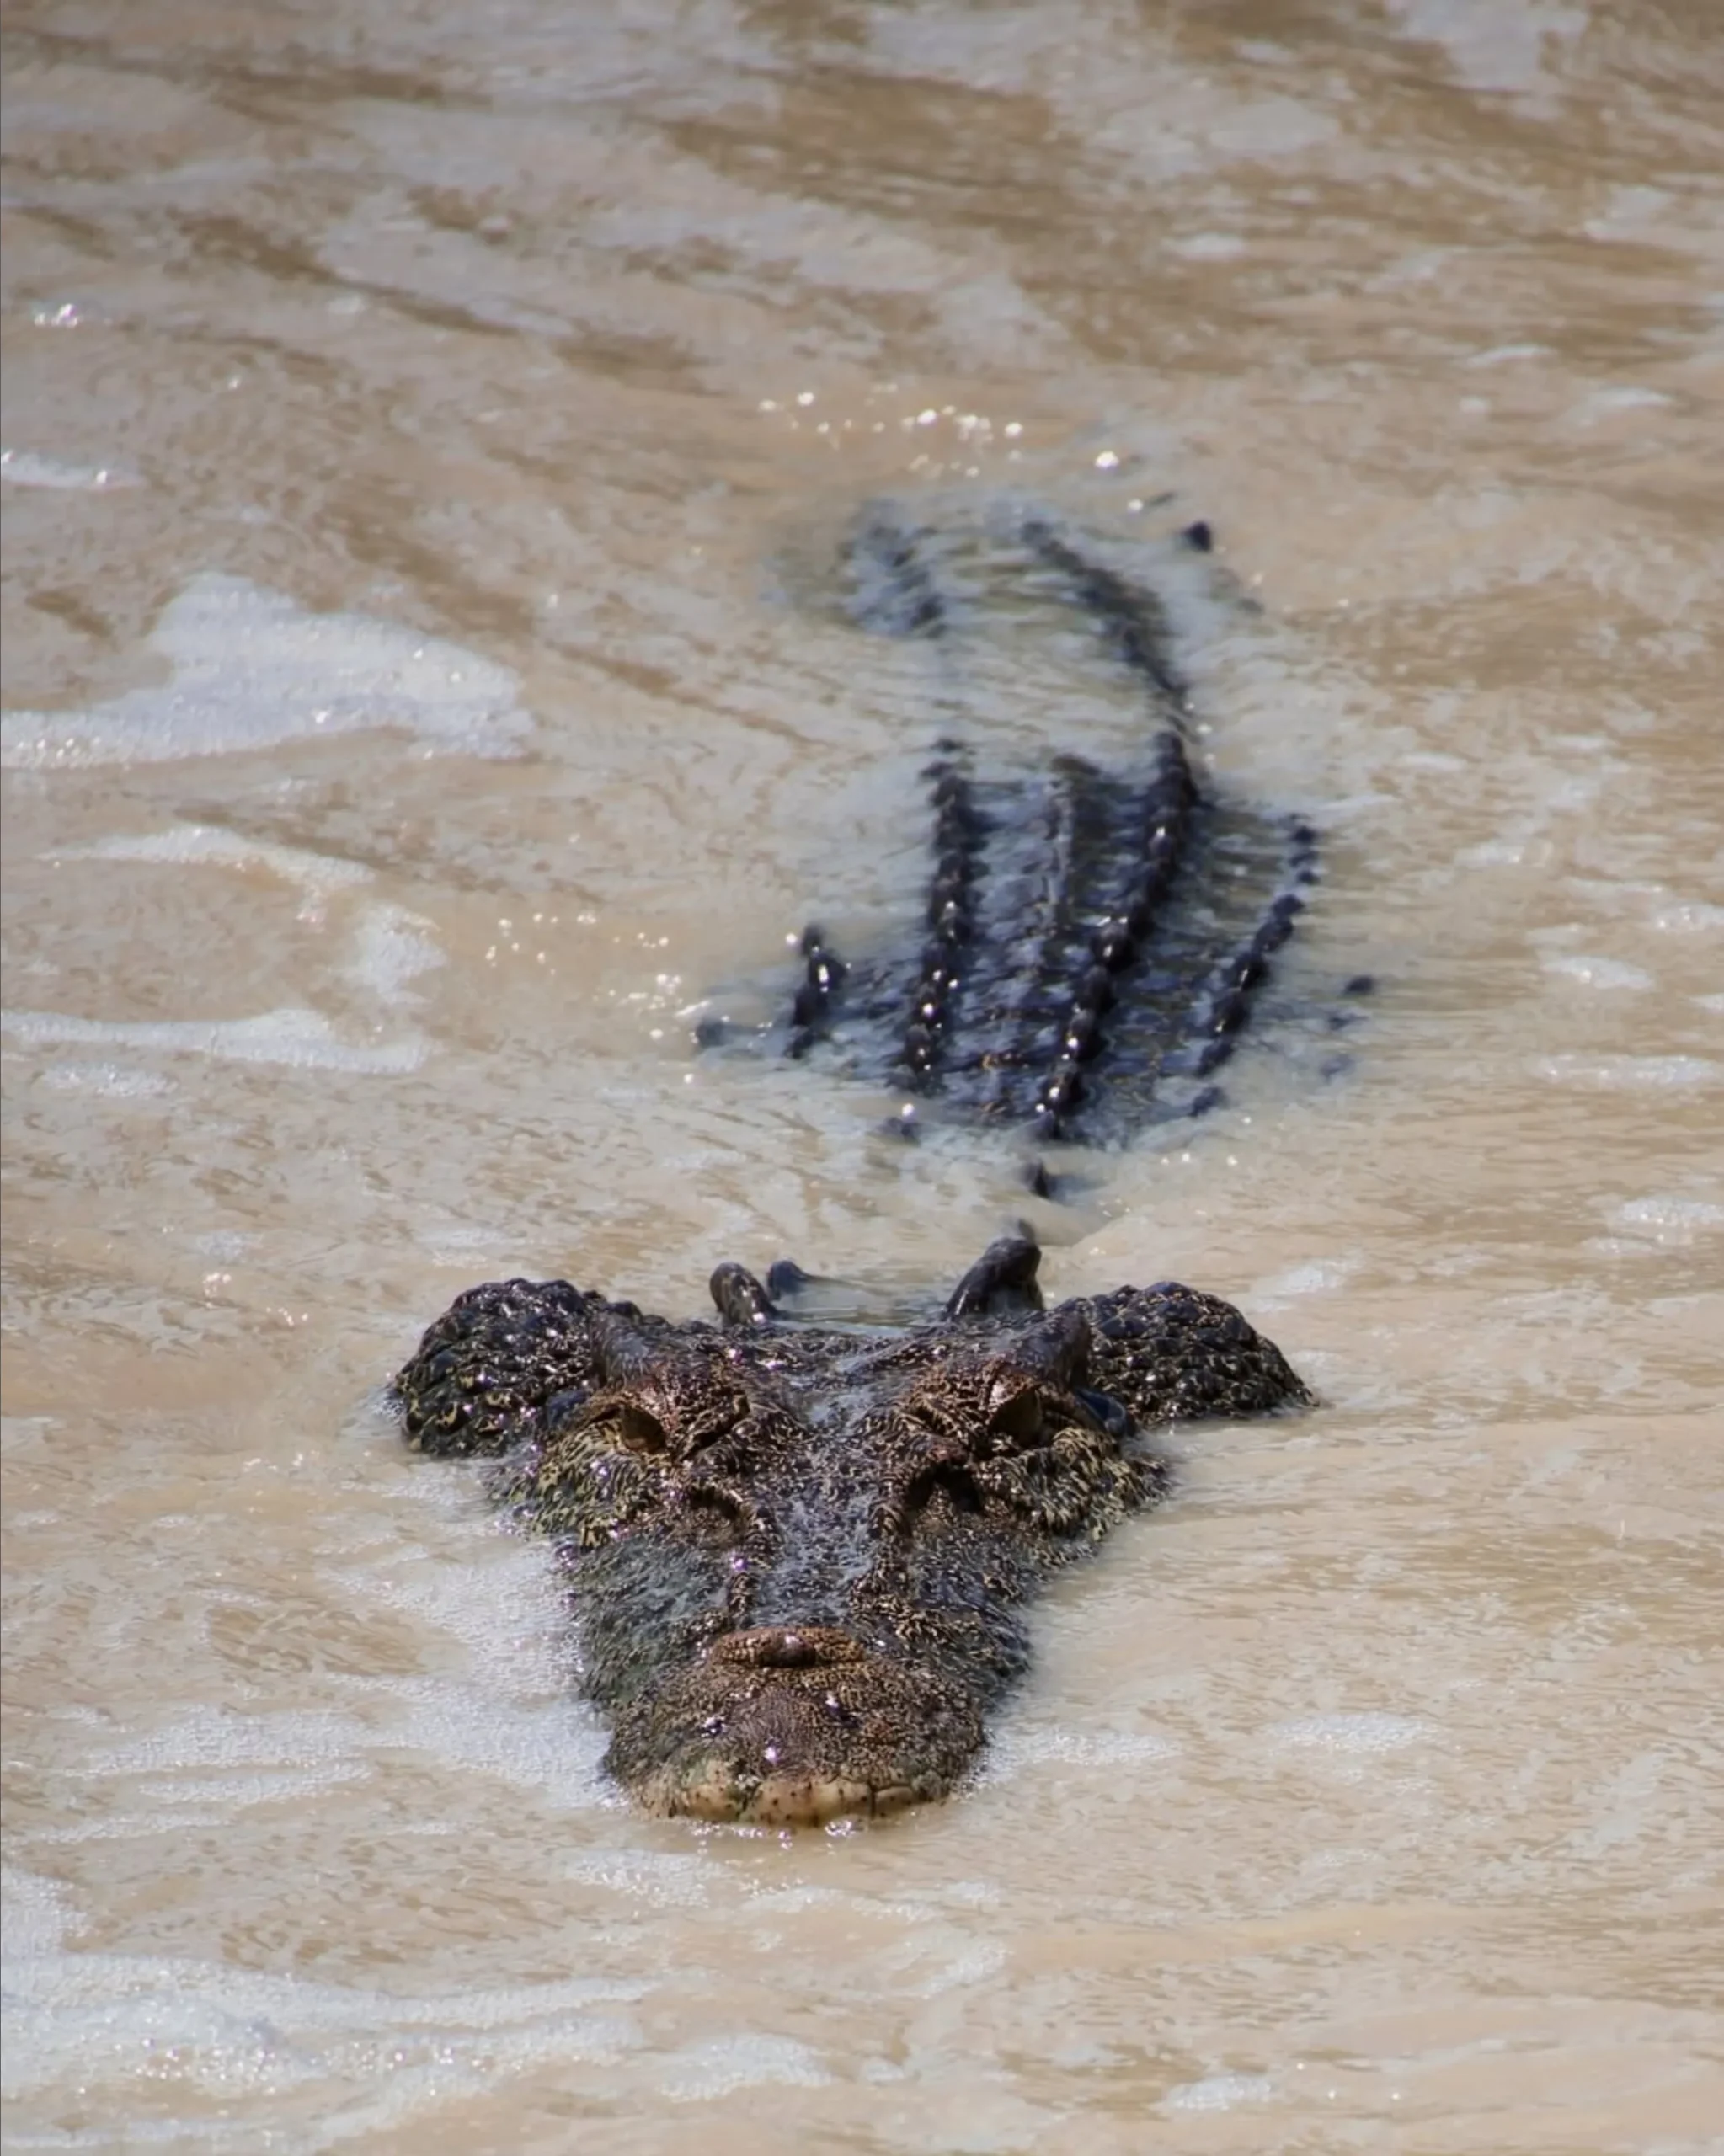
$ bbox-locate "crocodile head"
[394,1237,1308,1824]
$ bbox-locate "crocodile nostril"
[710,1625,862,1670]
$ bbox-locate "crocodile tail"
[1017,516,1188,711]
[1151,812,1321,1111]
[929,734,1198,1138]
[844,504,947,638]
[895,739,987,1091]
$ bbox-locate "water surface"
[3,2,1721,2148]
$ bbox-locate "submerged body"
[393,1237,1309,1824]
[754,505,1326,1145]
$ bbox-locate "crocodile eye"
[987,1389,1046,1447]
[616,1403,671,1455]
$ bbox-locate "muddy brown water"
[3,3,1721,2149]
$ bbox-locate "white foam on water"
[334,1489,563,1666]
[1535,1054,1721,1091]
[1649,899,1724,934]
[26,1705,376,1848]
[1,1006,427,1074]
[992,1727,1182,1774]
[1270,1713,1429,1754]
[31,829,443,1067]
[1251,1255,1362,1302]
[327,1504,610,1808]
[1,573,531,769]
[344,903,444,1006]
[1383,0,1586,99]
[72,1705,370,1778]
[31,1704,376,1839]
[2,1859,645,2143]
[35,1060,176,1098]
[1464,342,1551,366]
[6,1705,644,2137]
[1163,2071,1276,2112]
[1568,383,1673,422]
[658,2033,833,2102]
[561,1851,716,1908]
[360,1676,611,1810]
[1606,1194,1724,1240]
[60,825,373,907]
[1540,953,1653,991]
[1166,232,1246,260]
[1,1863,83,1961]
[0,446,140,490]
[412,1223,528,1268]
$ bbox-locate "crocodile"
[709,502,1339,1156]
[393,504,1329,1822]
[392,1234,1309,1825]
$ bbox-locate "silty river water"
[2,3,1721,2149]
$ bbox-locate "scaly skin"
[767,507,1325,1144]
[392,1236,1310,1825]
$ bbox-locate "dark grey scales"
[391,504,1326,1825]
[771,506,1326,1149]
[392,1235,1310,1826]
